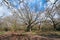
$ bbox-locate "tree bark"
[26,25,32,32]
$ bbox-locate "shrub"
[2,27,11,31]
[41,26,53,31]
[56,25,60,31]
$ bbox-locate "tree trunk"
[39,24,41,30]
[53,23,56,31]
[26,25,31,32]
[52,20,56,31]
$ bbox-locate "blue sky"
[0,0,55,16]
[27,0,47,12]
[8,0,47,12]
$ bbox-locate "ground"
[0,31,60,40]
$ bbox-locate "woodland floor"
[0,31,60,40]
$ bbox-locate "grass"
[20,30,60,38]
[35,31,60,38]
[0,31,5,35]
[0,30,60,38]
[22,31,36,35]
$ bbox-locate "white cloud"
[0,5,11,16]
[50,0,56,3]
[0,0,2,3]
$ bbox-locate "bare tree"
[45,0,60,30]
[2,0,42,32]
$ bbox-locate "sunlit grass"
[0,31,5,35]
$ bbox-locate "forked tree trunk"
[26,25,32,32]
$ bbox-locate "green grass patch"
[0,31,5,35]
[35,31,60,38]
